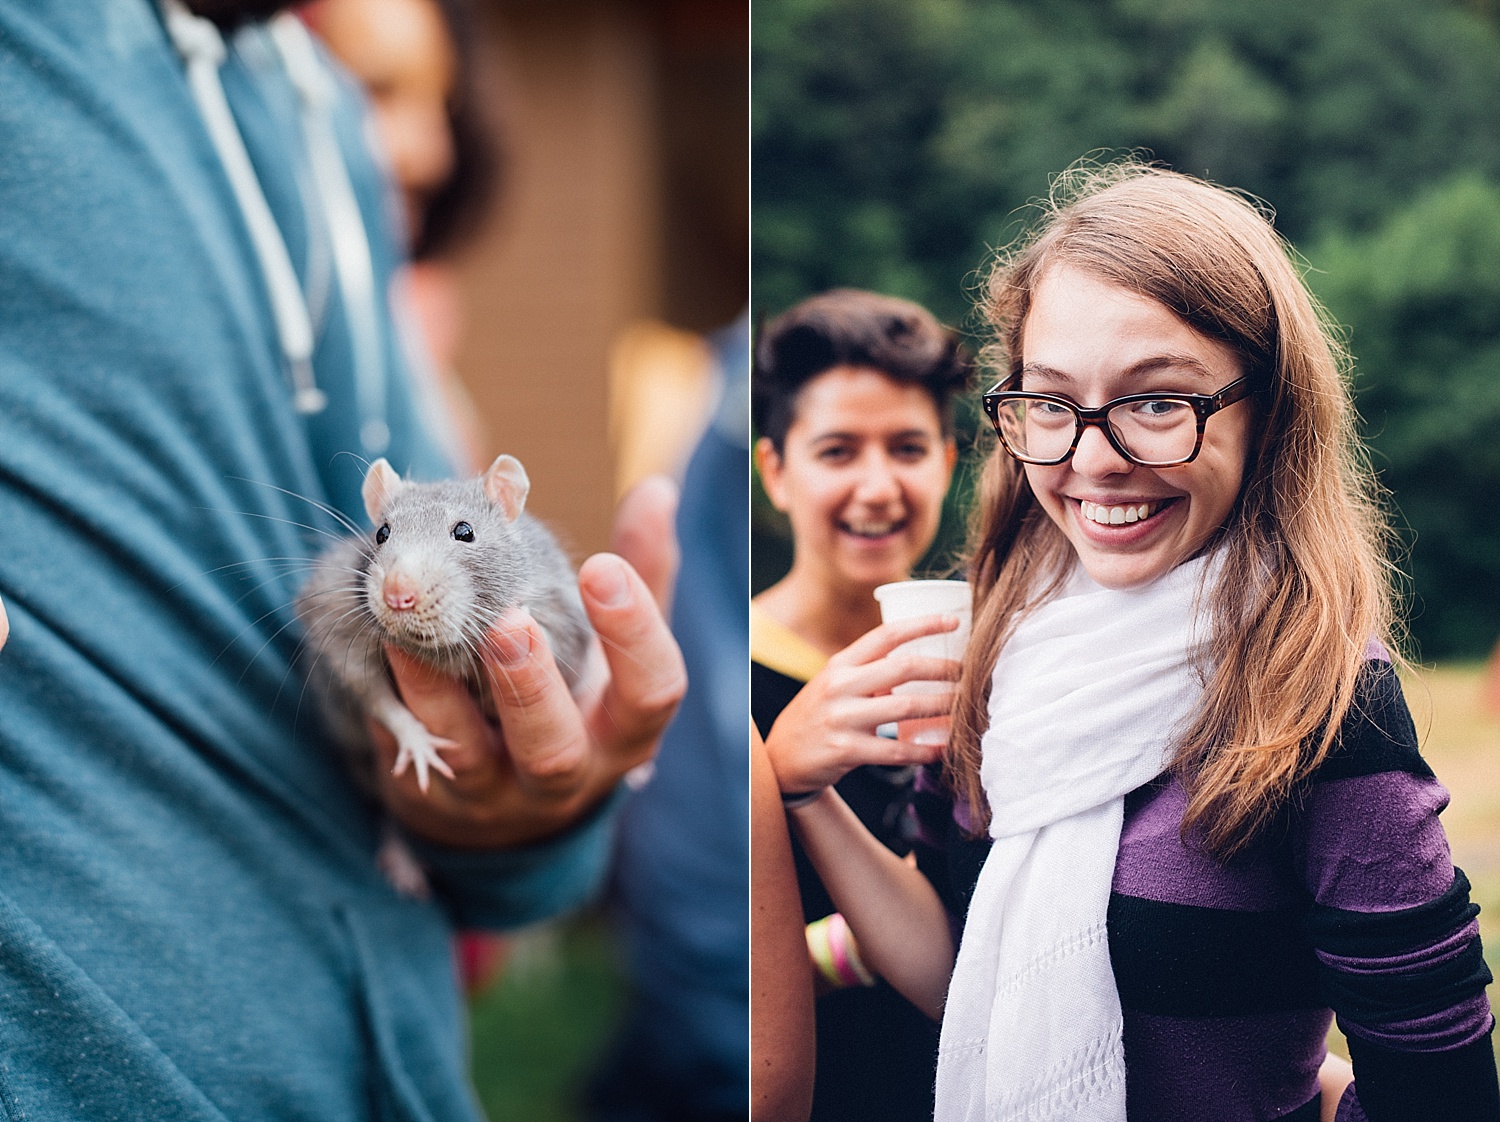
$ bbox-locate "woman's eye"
[452,521,475,543]
[375,523,390,545]
[1030,400,1075,426]
[1134,399,1186,418]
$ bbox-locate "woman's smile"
[1075,497,1174,528]
[838,513,910,541]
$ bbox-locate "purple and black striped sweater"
[915,661,1500,1121]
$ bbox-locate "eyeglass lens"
[992,397,1199,465]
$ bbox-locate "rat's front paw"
[375,700,460,793]
[391,725,459,792]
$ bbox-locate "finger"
[861,733,947,768]
[579,552,686,768]
[609,474,680,611]
[832,614,961,667]
[808,731,947,778]
[385,646,492,774]
[844,689,957,728]
[482,607,592,796]
[843,654,962,697]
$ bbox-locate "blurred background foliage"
[752,0,1500,659]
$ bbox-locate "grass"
[1326,660,1500,1062]
[1402,662,1500,982]
[468,914,627,1122]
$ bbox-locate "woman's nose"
[853,453,902,502]
[1069,422,1133,479]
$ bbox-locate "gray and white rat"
[296,454,593,792]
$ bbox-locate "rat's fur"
[296,455,592,791]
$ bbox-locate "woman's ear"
[755,436,791,512]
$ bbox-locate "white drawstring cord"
[269,15,390,453]
[160,0,327,415]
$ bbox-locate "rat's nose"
[383,574,420,612]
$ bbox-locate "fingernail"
[489,622,533,666]
[584,555,632,608]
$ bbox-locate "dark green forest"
[752,0,1500,659]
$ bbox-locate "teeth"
[844,519,901,537]
[1080,500,1156,526]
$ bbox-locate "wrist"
[780,787,825,810]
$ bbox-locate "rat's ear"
[362,458,402,524]
[483,454,530,521]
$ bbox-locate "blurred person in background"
[305,0,494,472]
[751,289,971,1122]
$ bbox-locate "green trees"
[754,0,1500,655]
[1313,176,1500,656]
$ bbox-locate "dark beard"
[181,0,296,31]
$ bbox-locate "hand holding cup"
[763,612,963,797]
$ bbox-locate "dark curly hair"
[753,288,972,452]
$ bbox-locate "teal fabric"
[0,3,612,1119]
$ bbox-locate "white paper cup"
[873,580,971,745]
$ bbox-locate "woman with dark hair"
[307,0,497,472]
[777,165,1500,1121]
[306,0,496,258]
[754,288,972,1121]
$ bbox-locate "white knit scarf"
[935,554,1217,1122]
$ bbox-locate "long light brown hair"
[948,161,1402,859]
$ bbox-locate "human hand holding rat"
[370,476,687,849]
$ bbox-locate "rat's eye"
[375,523,390,545]
[452,521,475,543]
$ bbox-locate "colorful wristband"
[806,912,876,989]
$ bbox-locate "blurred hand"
[763,615,960,795]
[0,594,8,651]
[373,477,687,849]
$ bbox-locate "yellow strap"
[751,602,829,684]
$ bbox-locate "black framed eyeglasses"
[981,376,1253,467]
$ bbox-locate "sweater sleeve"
[405,789,625,930]
[1294,662,1500,1121]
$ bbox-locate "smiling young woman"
[783,164,1500,1122]
[936,163,1498,1121]
[750,289,972,1122]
